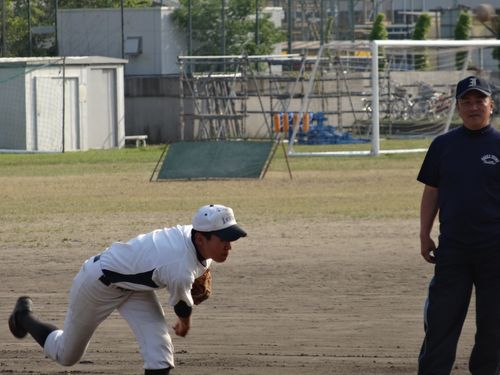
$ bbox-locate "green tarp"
[157,140,275,180]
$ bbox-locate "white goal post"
[287,39,500,157]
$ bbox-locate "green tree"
[172,0,285,56]
[58,0,150,8]
[369,13,388,71]
[412,13,432,70]
[412,13,432,40]
[369,13,388,41]
[1,0,57,57]
[454,11,472,70]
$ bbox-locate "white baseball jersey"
[43,224,211,370]
[99,224,211,307]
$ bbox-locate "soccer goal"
[286,39,500,157]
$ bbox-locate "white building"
[58,7,186,76]
[0,56,126,152]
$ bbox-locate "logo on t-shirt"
[481,154,499,165]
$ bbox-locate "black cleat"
[8,296,33,339]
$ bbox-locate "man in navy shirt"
[417,76,500,375]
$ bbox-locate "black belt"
[93,254,131,292]
[98,274,113,286]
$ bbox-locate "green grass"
[0,146,164,176]
[0,140,427,222]
[0,139,431,175]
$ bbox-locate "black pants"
[418,245,500,375]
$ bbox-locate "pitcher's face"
[196,233,233,263]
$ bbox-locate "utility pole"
[287,0,292,53]
[2,0,6,56]
[54,0,58,55]
[188,0,192,55]
[28,0,32,56]
[221,0,225,56]
[120,0,125,59]
[255,0,260,47]
[349,0,354,41]
[320,0,325,45]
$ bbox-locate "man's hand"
[419,185,439,264]
[420,235,437,264]
[172,316,191,337]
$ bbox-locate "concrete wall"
[125,96,183,143]
[125,75,192,143]
[58,7,186,76]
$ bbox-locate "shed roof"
[0,56,128,66]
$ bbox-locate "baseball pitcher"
[8,204,247,375]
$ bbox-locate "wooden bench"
[125,135,148,148]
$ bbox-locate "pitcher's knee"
[57,350,86,367]
[58,357,80,367]
[43,330,87,367]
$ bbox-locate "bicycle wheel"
[411,99,431,121]
[390,98,408,120]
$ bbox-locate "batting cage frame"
[151,54,302,181]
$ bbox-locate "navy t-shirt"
[417,125,500,249]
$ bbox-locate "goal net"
[286,39,500,157]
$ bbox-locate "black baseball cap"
[456,76,492,99]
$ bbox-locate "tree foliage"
[172,0,285,56]
[454,11,471,39]
[369,13,388,41]
[412,13,432,70]
[1,0,56,57]
[58,0,151,8]
[412,13,432,40]
[368,13,388,70]
[454,11,472,70]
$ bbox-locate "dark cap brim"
[456,87,491,99]
[213,224,247,241]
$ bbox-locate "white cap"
[192,204,247,241]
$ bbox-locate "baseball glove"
[191,269,212,305]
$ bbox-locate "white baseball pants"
[43,256,174,370]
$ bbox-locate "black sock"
[144,369,170,375]
[19,312,57,348]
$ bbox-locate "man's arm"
[420,184,439,264]
[172,300,192,337]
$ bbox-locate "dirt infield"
[0,154,478,375]
[1,217,478,375]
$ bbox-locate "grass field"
[0,139,431,219]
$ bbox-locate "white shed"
[0,56,126,152]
